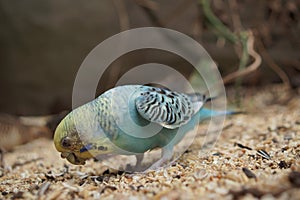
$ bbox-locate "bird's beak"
[60,152,86,165]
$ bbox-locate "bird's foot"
[146,147,173,172]
[146,159,166,172]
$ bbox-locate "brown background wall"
[0,0,299,115]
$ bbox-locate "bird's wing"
[135,86,206,129]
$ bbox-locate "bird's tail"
[198,108,243,121]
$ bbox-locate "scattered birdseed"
[38,182,51,197]
[100,185,117,194]
[242,168,257,179]
[0,85,299,199]
[257,149,271,160]
[212,152,223,156]
[278,161,289,169]
[234,142,252,150]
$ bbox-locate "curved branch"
[223,31,262,84]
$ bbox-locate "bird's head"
[53,114,87,165]
[53,112,114,165]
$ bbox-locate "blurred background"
[0,0,299,116]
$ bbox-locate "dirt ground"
[0,85,299,200]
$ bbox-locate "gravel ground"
[0,85,299,200]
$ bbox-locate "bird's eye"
[61,137,72,148]
[97,146,107,151]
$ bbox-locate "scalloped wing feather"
[135,86,206,129]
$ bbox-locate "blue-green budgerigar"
[54,85,235,170]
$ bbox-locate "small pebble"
[278,161,289,169]
[288,171,300,187]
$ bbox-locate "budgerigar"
[54,85,235,171]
